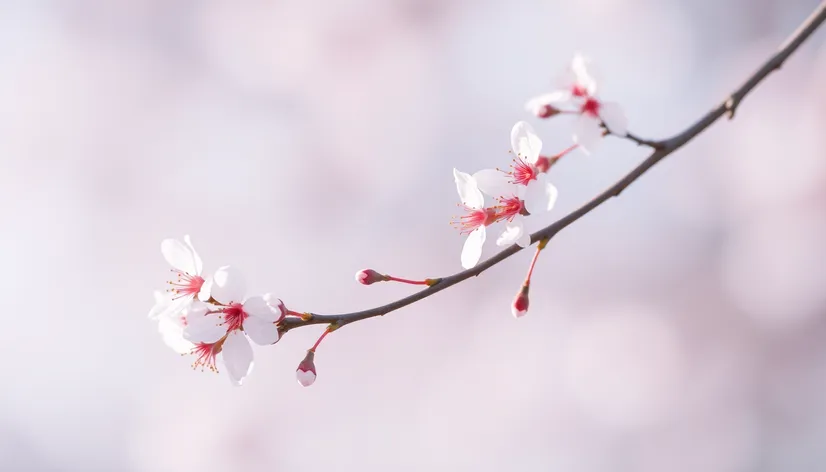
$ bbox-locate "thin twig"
[280,1,826,333]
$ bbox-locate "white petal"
[221,330,254,386]
[209,265,246,305]
[545,181,559,211]
[573,115,603,154]
[525,90,572,113]
[197,276,212,301]
[184,312,226,344]
[453,168,484,209]
[148,291,171,319]
[473,169,514,199]
[461,227,486,269]
[158,316,195,354]
[154,296,191,321]
[496,218,525,247]
[296,369,316,387]
[599,101,628,136]
[244,315,280,345]
[183,235,203,275]
[510,121,542,164]
[524,176,559,215]
[516,229,532,248]
[243,295,279,322]
[572,53,597,95]
[161,238,197,275]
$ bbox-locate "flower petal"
[573,115,603,154]
[161,238,197,275]
[296,369,316,387]
[184,312,226,344]
[148,291,171,319]
[209,265,247,305]
[197,276,212,302]
[473,169,514,199]
[599,101,628,136]
[496,218,525,247]
[453,168,484,209]
[525,91,572,113]
[244,315,280,345]
[222,330,254,386]
[510,121,542,164]
[516,229,531,248]
[572,53,597,96]
[158,315,195,354]
[461,227,486,269]
[153,296,191,321]
[183,235,203,275]
[243,295,279,322]
[524,175,559,215]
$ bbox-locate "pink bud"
[535,104,560,119]
[511,284,530,318]
[296,351,317,387]
[355,269,385,285]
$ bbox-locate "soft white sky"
[1,1,826,471]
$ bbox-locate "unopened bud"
[511,284,530,318]
[296,351,317,387]
[356,269,386,285]
[535,104,560,119]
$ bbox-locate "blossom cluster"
[452,53,626,271]
[148,236,298,386]
[149,53,627,387]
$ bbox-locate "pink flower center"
[572,85,588,97]
[495,196,524,221]
[452,207,497,235]
[581,98,601,117]
[191,342,220,373]
[221,303,248,332]
[168,270,205,300]
[504,157,538,186]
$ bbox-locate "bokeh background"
[2,0,826,470]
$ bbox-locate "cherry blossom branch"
[280,1,826,335]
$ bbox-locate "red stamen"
[167,270,205,300]
[451,207,497,235]
[494,196,524,222]
[581,98,601,117]
[191,342,220,373]
[220,303,247,331]
[500,158,538,186]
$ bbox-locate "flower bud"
[511,284,530,318]
[355,269,386,285]
[534,104,560,119]
[296,351,317,387]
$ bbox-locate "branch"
[281,1,826,333]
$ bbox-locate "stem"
[524,243,545,284]
[280,1,826,333]
[385,276,430,286]
[309,328,333,352]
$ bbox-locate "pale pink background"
[2,1,826,471]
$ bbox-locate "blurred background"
[2,0,826,470]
